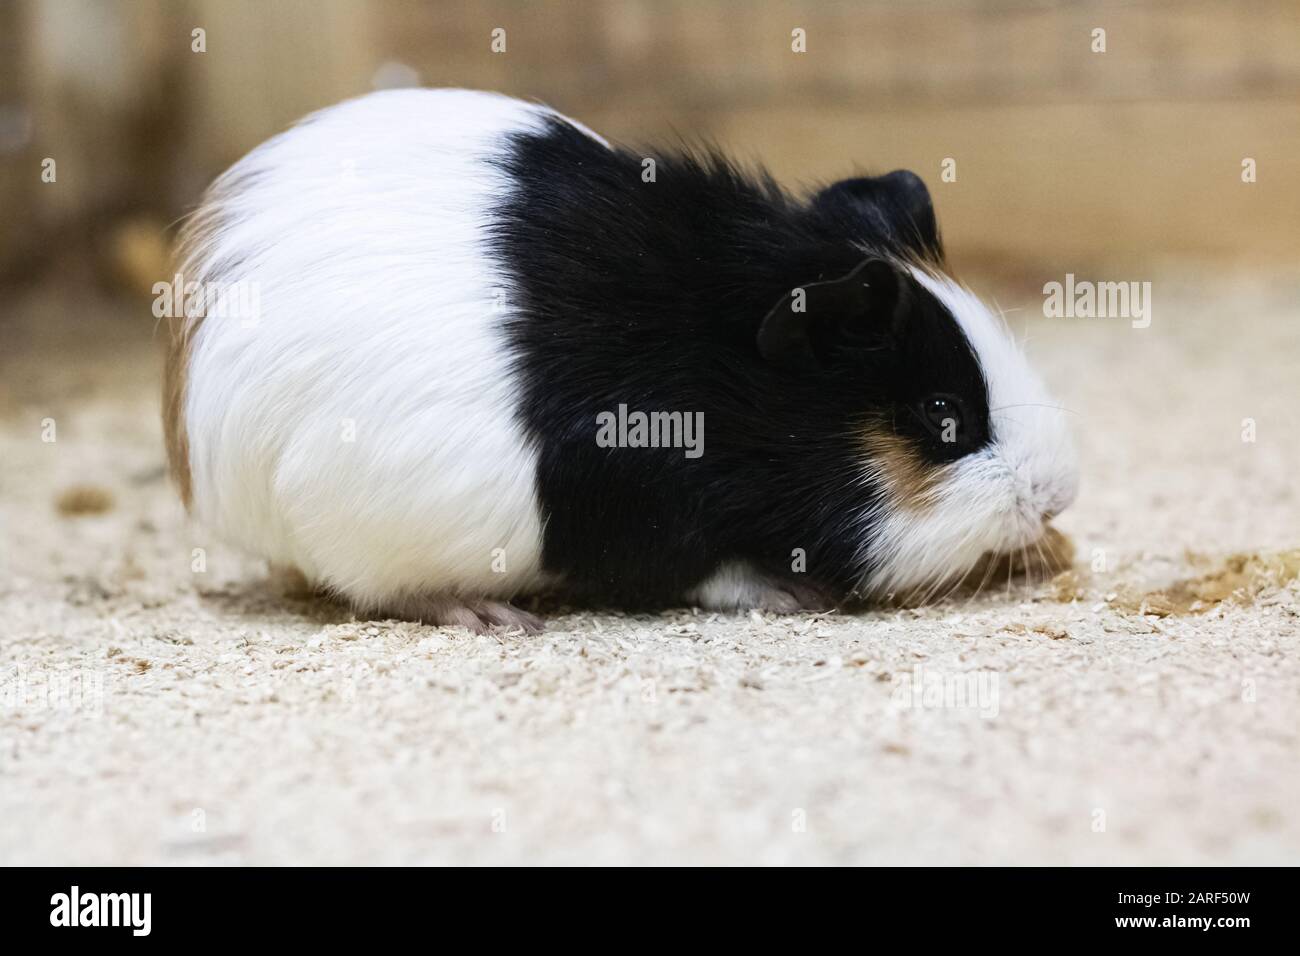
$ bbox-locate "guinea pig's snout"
[1008,453,1077,532]
[1053,467,1080,515]
[1033,473,1078,524]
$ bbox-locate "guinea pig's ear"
[757,258,908,370]
[813,170,940,258]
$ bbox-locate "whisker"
[989,403,1078,416]
[971,548,999,603]
[937,566,970,607]
[1032,536,1049,587]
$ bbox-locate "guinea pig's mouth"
[960,523,1075,593]
[873,522,1076,606]
[862,521,1074,608]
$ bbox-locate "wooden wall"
[2,0,1297,283]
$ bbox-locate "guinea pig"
[162,88,1078,632]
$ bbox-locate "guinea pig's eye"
[920,395,963,442]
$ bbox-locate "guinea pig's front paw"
[371,594,543,634]
[687,562,833,614]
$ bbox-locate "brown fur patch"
[161,298,195,509]
[161,197,228,510]
[859,423,945,512]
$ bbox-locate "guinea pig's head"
[762,170,1078,600]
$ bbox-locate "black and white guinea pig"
[163,88,1078,632]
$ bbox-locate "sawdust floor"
[1,271,1298,864]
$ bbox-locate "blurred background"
[1,0,1298,294]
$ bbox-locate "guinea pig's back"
[167,89,563,609]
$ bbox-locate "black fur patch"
[489,119,989,605]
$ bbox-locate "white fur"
[180,89,588,611]
[857,268,1079,598]
[688,562,802,612]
